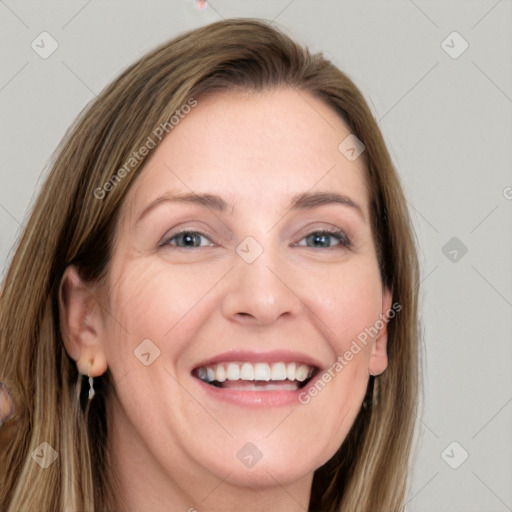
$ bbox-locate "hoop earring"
[87,361,95,400]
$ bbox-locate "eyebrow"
[136,190,365,223]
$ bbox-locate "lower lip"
[194,375,319,408]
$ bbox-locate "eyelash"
[161,228,351,250]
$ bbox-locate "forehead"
[122,87,370,223]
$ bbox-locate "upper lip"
[192,349,324,371]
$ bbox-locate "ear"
[368,286,393,376]
[59,265,108,378]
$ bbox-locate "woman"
[0,18,420,512]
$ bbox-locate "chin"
[193,434,332,489]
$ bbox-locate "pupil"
[183,233,198,246]
[311,233,329,247]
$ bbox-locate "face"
[83,88,391,490]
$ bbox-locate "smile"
[191,350,323,407]
[193,361,318,391]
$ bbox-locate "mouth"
[191,350,324,407]
[193,361,318,391]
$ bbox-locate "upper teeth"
[196,362,314,383]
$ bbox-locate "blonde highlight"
[0,19,420,512]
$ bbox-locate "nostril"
[236,313,254,319]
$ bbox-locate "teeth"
[215,364,226,382]
[295,364,310,382]
[196,361,315,384]
[286,362,296,381]
[270,362,287,381]
[226,363,240,380]
[240,363,254,380]
[223,382,299,391]
[254,363,270,381]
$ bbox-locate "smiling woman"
[0,18,420,512]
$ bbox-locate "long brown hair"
[0,18,420,511]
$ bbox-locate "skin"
[60,87,392,512]
[0,383,15,425]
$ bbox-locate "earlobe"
[369,286,393,376]
[59,266,108,378]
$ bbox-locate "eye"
[295,229,351,249]
[161,230,214,249]
[160,228,351,250]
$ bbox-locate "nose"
[220,243,304,326]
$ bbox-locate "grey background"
[1,1,511,510]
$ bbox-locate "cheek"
[104,260,223,365]
[296,260,382,438]
[302,258,383,353]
